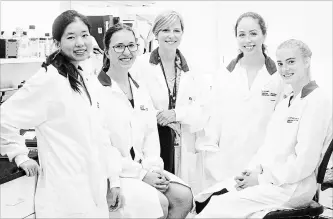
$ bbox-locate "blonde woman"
[195,39,332,218]
[135,10,212,195]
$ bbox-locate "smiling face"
[236,17,266,55]
[157,18,183,50]
[276,47,310,85]
[106,29,137,70]
[59,17,92,65]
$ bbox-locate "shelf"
[0,58,45,64]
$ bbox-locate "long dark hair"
[233,12,268,62]
[41,10,91,94]
[101,23,136,74]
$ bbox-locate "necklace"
[117,75,132,99]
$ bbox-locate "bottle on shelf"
[38,37,46,58]
[44,33,53,57]
[27,25,39,58]
[18,31,30,58]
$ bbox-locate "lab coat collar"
[226,53,277,75]
[149,47,190,72]
[301,80,318,98]
[97,70,139,89]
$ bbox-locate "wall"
[1,1,331,94]
[215,1,332,95]
[0,1,69,36]
[151,1,332,95]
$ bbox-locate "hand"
[167,123,181,137]
[153,170,170,193]
[157,110,176,126]
[20,159,40,177]
[143,171,170,193]
[107,187,124,212]
[234,171,259,191]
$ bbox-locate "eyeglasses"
[112,43,139,53]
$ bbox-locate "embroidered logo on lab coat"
[262,90,277,97]
[262,90,277,102]
[287,116,299,123]
[140,105,148,111]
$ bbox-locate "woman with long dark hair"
[0,10,122,218]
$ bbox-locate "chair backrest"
[317,139,333,184]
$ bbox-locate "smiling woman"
[0,10,123,218]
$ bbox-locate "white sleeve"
[1,68,51,167]
[140,90,164,173]
[195,71,227,151]
[266,95,332,185]
[106,145,122,188]
[141,111,164,172]
[174,72,214,133]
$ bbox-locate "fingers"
[112,196,121,212]
[20,160,40,177]
[36,166,41,176]
[108,195,118,211]
[242,170,251,176]
[234,175,244,181]
[162,172,171,181]
[156,111,164,121]
[155,184,169,193]
[22,167,30,177]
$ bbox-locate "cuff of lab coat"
[139,169,148,181]
[175,106,187,122]
[109,177,121,188]
[15,155,30,167]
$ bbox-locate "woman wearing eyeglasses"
[134,10,212,196]
[94,23,194,218]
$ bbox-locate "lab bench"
[0,131,38,219]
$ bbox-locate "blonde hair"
[277,39,312,78]
[152,10,184,36]
[277,39,312,59]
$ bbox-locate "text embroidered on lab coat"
[140,105,148,111]
[261,90,277,97]
[287,116,299,123]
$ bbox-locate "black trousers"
[195,188,229,214]
[158,124,175,174]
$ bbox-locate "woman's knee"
[166,183,193,210]
[157,191,169,218]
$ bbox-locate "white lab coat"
[94,70,165,218]
[197,63,288,191]
[0,64,121,218]
[195,84,333,218]
[134,54,212,195]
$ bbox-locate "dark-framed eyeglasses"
[112,43,139,53]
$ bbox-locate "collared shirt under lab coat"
[195,82,333,218]
[133,54,213,194]
[95,70,164,218]
[0,62,121,218]
[197,60,288,190]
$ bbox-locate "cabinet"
[0,175,36,218]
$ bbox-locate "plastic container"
[44,33,53,56]
[18,31,30,58]
[28,25,39,58]
[38,37,46,58]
